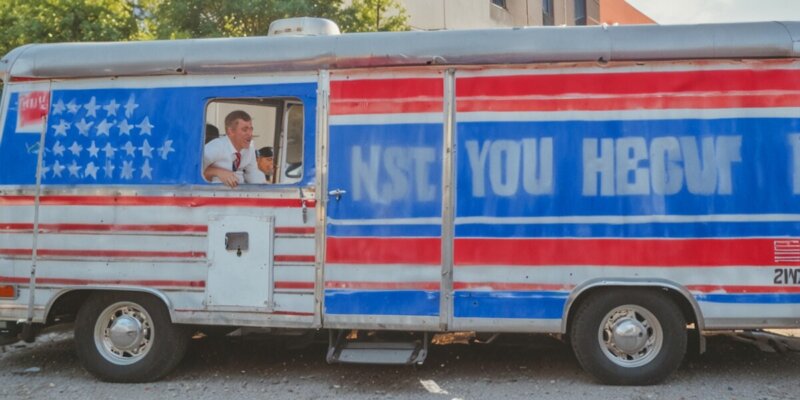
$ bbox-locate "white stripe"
[0,232,204,253]
[0,205,306,227]
[330,113,443,126]
[273,293,314,313]
[453,266,782,287]
[325,264,440,282]
[327,216,440,226]
[456,214,800,225]
[457,107,800,122]
[454,61,800,77]
[274,265,315,283]
[50,73,316,90]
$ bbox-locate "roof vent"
[268,17,341,37]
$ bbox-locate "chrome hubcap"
[94,302,154,365]
[598,305,662,368]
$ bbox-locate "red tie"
[233,151,241,171]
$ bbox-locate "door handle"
[328,189,346,201]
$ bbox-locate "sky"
[628,0,800,24]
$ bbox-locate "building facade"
[398,0,600,30]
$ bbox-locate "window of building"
[203,98,304,186]
[574,0,587,25]
[542,0,554,26]
[491,0,508,9]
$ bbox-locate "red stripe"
[274,227,315,235]
[457,93,800,112]
[687,285,800,294]
[0,195,302,208]
[0,276,204,288]
[331,78,444,100]
[330,77,444,115]
[330,100,442,115]
[0,248,204,259]
[9,76,48,83]
[326,237,441,265]
[0,223,207,233]
[325,281,440,290]
[454,238,798,267]
[274,281,315,290]
[274,255,315,263]
[271,311,315,316]
[453,282,574,291]
[457,69,800,97]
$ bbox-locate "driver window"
[203,97,303,186]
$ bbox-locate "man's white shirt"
[203,136,266,184]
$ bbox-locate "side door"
[323,70,446,330]
[202,83,317,315]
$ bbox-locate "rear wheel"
[570,288,687,385]
[74,292,189,382]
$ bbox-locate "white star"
[139,139,153,158]
[84,162,99,180]
[124,95,139,118]
[84,96,100,118]
[120,160,135,180]
[68,141,83,157]
[75,118,94,136]
[66,99,80,114]
[51,120,70,136]
[102,143,117,159]
[40,165,51,177]
[67,160,82,177]
[95,119,113,136]
[137,116,154,136]
[87,141,100,158]
[102,160,115,178]
[117,119,133,136]
[52,141,66,157]
[103,99,120,116]
[122,141,136,156]
[52,99,66,115]
[140,159,153,180]
[51,160,66,177]
[157,139,175,160]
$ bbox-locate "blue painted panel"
[453,291,567,319]
[695,293,800,304]
[0,83,317,185]
[455,119,800,223]
[324,290,440,316]
[327,123,443,224]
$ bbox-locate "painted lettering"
[582,135,742,196]
[466,138,554,197]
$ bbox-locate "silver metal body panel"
[3,22,800,81]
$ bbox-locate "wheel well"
[565,285,699,337]
[45,289,174,326]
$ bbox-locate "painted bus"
[1,18,800,385]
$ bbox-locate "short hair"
[205,124,219,144]
[258,147,273,158]
[224,110,252,130]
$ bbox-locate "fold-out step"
[326,331,429,365]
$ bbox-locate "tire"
[569,288,687,385]
[74,292,190,382]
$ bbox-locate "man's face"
[257,156,273,175]
[227,119,254,151]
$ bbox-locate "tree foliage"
[0,0,140,57]
[339,0,409,33]
[147,0,408,38]
[0,0,410,58]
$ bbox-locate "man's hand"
[204,166,239,188]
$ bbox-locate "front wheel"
[74,292,189,382]
[569,288,687,385]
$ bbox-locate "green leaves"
[0,0,410,60]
